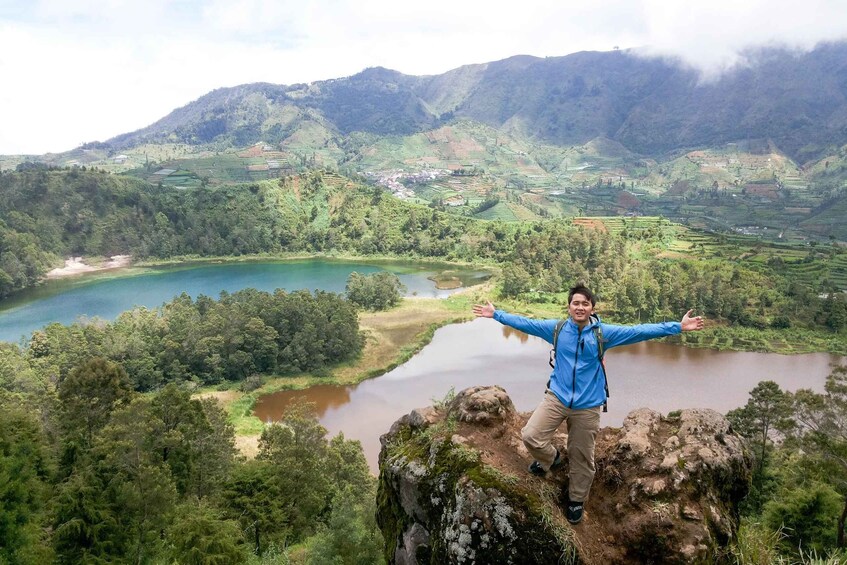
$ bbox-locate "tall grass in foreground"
[731,520,847,565]
[732,520,787,564]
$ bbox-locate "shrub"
[345,271,405,311]
[763,482,841,557]
[240,375,265,393]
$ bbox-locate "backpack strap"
[549,319,567,369]
[547,319,567,390]
[592,321,609,413]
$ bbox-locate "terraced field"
[10,120,846,246]
[670,229,847,291]
[572,216,674,236]
[566,217,847,291]
[476,202,518,221]
[776,252,847,290]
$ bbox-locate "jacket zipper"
[570,327,582,408]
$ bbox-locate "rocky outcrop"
[376,386,752,564]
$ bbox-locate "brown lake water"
[254,319,844,473]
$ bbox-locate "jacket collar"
[567,313,601,331]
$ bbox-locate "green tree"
[0,402,54,564]
[58,357,134,450]
[789,366,847,547]
[345,271,406,311]
[763,481,841,556]
[0,342,44,397]
[166,499,246,565]
[326,433,373,500]
[728,380,794,516]
[728,381,793,474]
[145,384,237,498]
[818,292,847,332]
[53,466,121,563]
[220,459,288,556]
[94,397,179,564]
[106,307,165,391]
[191,397,239,499]
[306,487,385,565]
[500,263,532,298]
[257,402,333,542]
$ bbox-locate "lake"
[8,260,842,475]
[254,319,844,473]
[0,259,489,343]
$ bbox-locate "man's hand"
[681,309,704,332]
[472,300,496,318]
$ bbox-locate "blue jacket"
[493,310,681,410]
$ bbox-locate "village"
[362,167,453,200]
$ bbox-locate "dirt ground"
[571,218,609,232]
[332,298,469,384]
[454,416,649,563]
[196,390,240,404]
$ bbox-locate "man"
[472,283,704,525]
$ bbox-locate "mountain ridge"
[90,42,847,163]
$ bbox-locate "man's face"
[568,293,594,324]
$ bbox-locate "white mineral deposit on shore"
[46,255,131,279]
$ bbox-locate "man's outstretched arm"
[603,309,705,347]
[472,300,557,342]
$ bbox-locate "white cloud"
[1,0,847,154]
[638,0,847,75]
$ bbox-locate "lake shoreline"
[203,280,847,460]
[202,290,484,457]
[11,253,845,358]
[252,324,844,473]
[45,255,133,279]
[35,252,496,290]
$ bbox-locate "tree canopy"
[345,271,406,311]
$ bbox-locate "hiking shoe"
[528,460,545,476]
[566,499,584,525]
[528,449,562,476]
[550,449,563,470]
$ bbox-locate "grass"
[534,482,579,561]
[729,519,847,565]
[476,202,518,221]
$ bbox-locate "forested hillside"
[1,284,378,562]
[10,44,847,245]
[1,166,845,343]
[1,374,382,563]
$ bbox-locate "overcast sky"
[2,0,847,155]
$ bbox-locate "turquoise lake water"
[0,259,488,343]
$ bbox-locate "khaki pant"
[521,390,602,502]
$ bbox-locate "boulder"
[377,386,752,564]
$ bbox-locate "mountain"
[99,42,847,163]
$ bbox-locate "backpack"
[549,316,609,412]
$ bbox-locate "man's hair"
[568,284,596,306]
